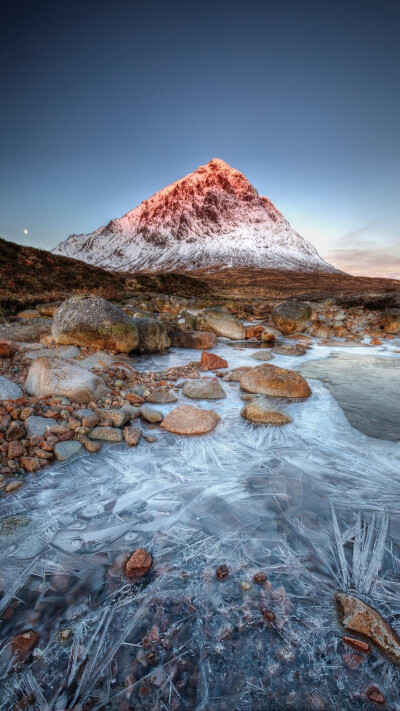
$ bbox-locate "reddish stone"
[0,340,15,358]
[11,630,39,652]
[370,338,382,346]
[124,548,153,578]
[253,572,267,584]
[245,325,265,339]
[342,636,370,653]
[366,686,386,705]
[262,609,275,623]
[8,441,26,459]
[200,351,228,370]
[216,564,229,580]
[20,456,40,473]
[126,392,145,405]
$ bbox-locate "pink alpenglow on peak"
[53,158,336,273]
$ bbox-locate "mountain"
[53,158,336,274]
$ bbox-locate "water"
[1,339,400,710]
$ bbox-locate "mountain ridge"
[53,158,337,274]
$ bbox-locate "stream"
[1,339,399,710]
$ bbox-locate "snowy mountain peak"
[53,159,336,273]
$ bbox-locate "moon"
[24,229,28,234]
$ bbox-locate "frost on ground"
[0,343,399,710]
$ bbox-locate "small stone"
[146,390,177,404]
[20,456,41,472]
[6,421,25,441]
[123,426,142,446]
[240,581,252,591]
[140,405,164,423]
[25,415,57,437]
[342,636,370,653]
[8,441,26,459]
[262,609,275,623]
[216,564,229,580]
[11,630,39,652]
[124,547,153,578]
[200,351,228,370]
[58,628,72,642]
[53,441,83,461]
[144,435,157,443]
[5,480,24,493]
[366,686,386,705]
[97,408,130,427]
[80,436,102,453]
[253,572,267,584]
[89,427,123,442]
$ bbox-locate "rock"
[0,318,52,343]
[342,636,370,653]
[170,329,217,350]
[53,441,83,461]
[126,392,145,405]
[245,325,265,339]
[20,456,41,472]
[0,340,16,358]
[250,350,273,361]
[5,481,24,493]
[36,301,62,317]
[97,408,130,427]
[52,295,139,352]
[89,427,123,442]
[8,441,27,459]
[25,357,110,404]
[260,330,277,342]
[216,564,229,580]
[240,364,312,398]
[146,390,177,403]
[24,345,81,360]
[140,405,164,423]
[366,686,386,705]
[17,309,40,319]
[11,630,39,652]
[241,396,292,425]
[124,547,152,578]
[25,415,58,437]
[271,344,307,356]
[160,405,220,435]
[196,309,246,340]
[182,379,226,400]
[0,515,30,535]
[123,426,142,446]
[272,300,312,334]
[77,351,125,369]
[335,592,400,663]
[6,421,25,441]
[132,317,170,353]
[222,366,252,382]
[253,572,267,584]
[262,609,276,623]
[0,376,23,400]
[80,437,102,453]
[381,308,400,334]
[200,351,228,370]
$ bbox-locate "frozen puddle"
[1,342,400,710]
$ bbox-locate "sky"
[1,0,399,277]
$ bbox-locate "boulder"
[160,405,220,435]
[25,357,110,404]
[222,367,252,382]
[52,295,139,352]
[381,308,400,334]
[196,309,246,340]
[132,317,171,353]
[241,396,292,425]
[271,300,312,335]
[170,329,217,350]
[0,376,23,400]
[240,363,312,398]
[0,318,52,343]
[200,351,228,370]
[182,379,226,400]
[146,390,177,403]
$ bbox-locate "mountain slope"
[53,158,336,274]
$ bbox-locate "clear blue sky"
[1,0,399,276]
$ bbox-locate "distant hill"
[0,238,211,316]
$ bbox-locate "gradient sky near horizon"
[1,0,399,277]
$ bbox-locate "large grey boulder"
[25,357,110,404]
[52,295,139,353]
[271,300,312,335]
[0,375,23,400]
[132,317,171,353]
[196,309,245,340]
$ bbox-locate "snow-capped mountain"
[383,272,400,280]
[53,158,336,273]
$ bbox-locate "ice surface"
[0,339,399,709]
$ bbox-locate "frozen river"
[1,339,400,710]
